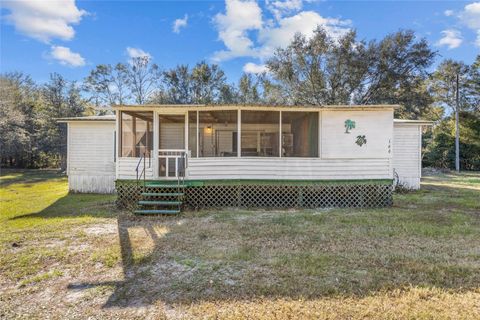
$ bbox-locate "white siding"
[67,121,116,193]
[187,158,392,180]
[393,123,422,189]
[321,110,393,159]
[117,157,154,180]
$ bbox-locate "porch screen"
[282,112,318,157]
[198,110,237,157]
[241,111,280,157]
[120,111,153,157]
[158,114,185,149]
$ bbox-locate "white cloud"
[50,46,85,67]
[243,62,268,74]
[455,2,480,47]
[437,29,463,49]
[267,0,303,20]
[212,0,263,61]
[173,15,188,33]
[212,0,351,62]
[460,2,480,29]
[258,11,350,57]
[444,9,454,17]
[2,0,86,43]
[126,47,152,59]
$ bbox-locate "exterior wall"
[321,110,393,159]
[117,157,154,180]
[117,108,395,181]
[67,121,116,193]
[393,123,422,189]
[186,158,391,180]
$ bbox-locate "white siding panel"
[393,124,421,189]
[321,110,393,159]
[69,175,115,193]
[68,122,116,193]
[117,157,154,180]
[187,158,392,180]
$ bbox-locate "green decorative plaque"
[344,119,356,133]
[356,135,367,146]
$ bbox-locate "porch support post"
[279,111,282,158]
[184,112,188,152]
[318,111,322,159]
[153,110,159,179]
[196,110,199,158]
[237,108,241,157]
[115,110,120,179]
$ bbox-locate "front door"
[158,114,186,178]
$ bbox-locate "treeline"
[1,28,479,170]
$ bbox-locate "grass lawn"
[1,169,480,319]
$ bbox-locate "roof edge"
[56,115,115,123]
[394,119,434,125]
[112,104,401,110]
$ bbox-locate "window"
[198,110,237,157]
[241,111,280,157]
[282,112,318,157]
[120,111,153,157]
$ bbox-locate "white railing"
[158,149,188,178]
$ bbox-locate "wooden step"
[138,200,182,206]
[145,184,186,188]
[134,209,180,215]
[141,192,184,197]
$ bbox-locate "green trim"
[115,179,393,187]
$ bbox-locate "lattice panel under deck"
[116,181,392,209]
[185,184,392,209]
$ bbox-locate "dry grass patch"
[180,287,480,320]
[1,169,480,319]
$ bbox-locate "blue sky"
[1,0,479,84]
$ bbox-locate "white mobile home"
[59,105,431,213]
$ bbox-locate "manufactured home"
[59,105,431,213]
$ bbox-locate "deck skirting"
[115,180,393,209]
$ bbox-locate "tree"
[238,73,260,104]
[429,60,470,171]
[126,56,160,104]
[156,62,228,104]
[83,63,129,107]
[0,74,29,166]
[467,55,480,112]
[266,28,436,118]
[37,73,86,169]
[190,61,226,104]
[161,64,192,104]
[424,111,480,170]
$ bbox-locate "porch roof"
[57,115,115,123]
[112,104,400,111]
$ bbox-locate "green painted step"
[141,192,184,197]
[134,209,180,215]
[145,184,186,188]
[138,200,182,206]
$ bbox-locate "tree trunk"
[455,74,460,172]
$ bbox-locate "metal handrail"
[135,151,151,187]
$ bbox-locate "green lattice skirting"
[116,180,393,209]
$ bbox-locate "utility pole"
[455,73,460,173]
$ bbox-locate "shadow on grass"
[9,192,117,220]
[0,169,65,188]
[61,181,480,308]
